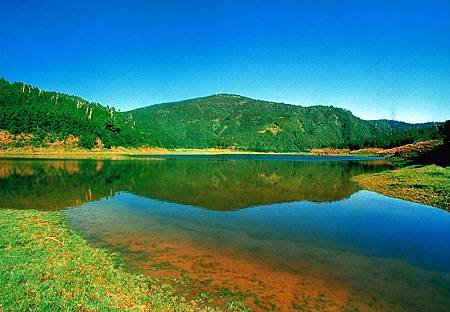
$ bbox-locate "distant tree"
[441,120,450,146]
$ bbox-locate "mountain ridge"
[127,93,441,151]
[0,77,443,151]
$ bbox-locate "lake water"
[1,156,449,311]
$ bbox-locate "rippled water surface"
[1,156,449,311]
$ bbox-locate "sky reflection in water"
[1,157,449,311]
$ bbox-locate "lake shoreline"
[2,140,441,159]
[0,146,381,159]
[4,140,441,158]
[0,147,306,159]
[1,158,449,311]
[2,148,447,211]
[353,165,450,211]
[0,208,246,311]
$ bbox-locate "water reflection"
[1,157,449,311]
[0,157,393,210]
[65,191,450,312]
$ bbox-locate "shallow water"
[1,156,449,311]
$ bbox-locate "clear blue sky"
[1,0,449,122]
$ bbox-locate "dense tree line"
[129,94,443,152]
[442,120,450,146]
[0,78,144,148]
[0,78,443,151]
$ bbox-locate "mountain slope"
[0,78,442,151]
[128,94,441,152]
[0,78,144,148]
[368,119,438,131]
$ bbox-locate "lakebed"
[1,155,449,311]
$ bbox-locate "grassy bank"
[0,209,247,311]
[0,146,385,160]
[353,165,450,210]
[0,147,313,159]
[1,140,444,159]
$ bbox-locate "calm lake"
[1,156,449,311]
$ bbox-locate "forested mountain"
[0,78,144,148]
[0,78,443,151]
[128,94,442,151]
[368,119,437,131]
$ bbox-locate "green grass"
[0,209,248,311]
[353,165,450,210]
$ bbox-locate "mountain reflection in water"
[0,157,393,210]
[1,157,449,311]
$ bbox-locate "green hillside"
[0,78,144,148]
[368,119,437,131]
[128,94,441,152]
[0,78,442,151]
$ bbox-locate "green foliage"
[364,120,442,149]
[0,78,145,148]
[129,94,442,151]
[440,120,450,146]
[0,78,442,151]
